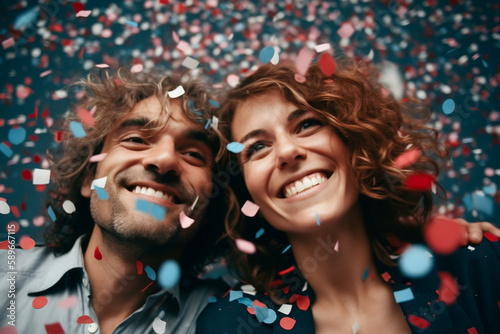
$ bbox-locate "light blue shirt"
[0,235,225,333]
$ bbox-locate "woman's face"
[231,90,360,234]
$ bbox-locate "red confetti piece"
[94,246,102,260]
[424,216,466,255]
[403,173,435,191]
[247,300,267,315]
[21,169,32,181]
[35,185,46,192]
[72,2,84,14]
[0,240,9,250]
[28,106,38,119]
[467,328,478,334]
[141,281,154,293]
[280,317,296,330]
[44,323,65,334]
[19,236,35,250]
[295,295,310,311]
[32,296,48,309]
[136,260,143,275]
[11,205,19,218]
[77,315,94,324]
[79,47,84,59]
[393,147,421,169]
[278,266,295,276]
[408,314,430,328]
[318,52,336,76]
[437,271,459,305]
[381,272,392,282]
[77,107,95,126]
[484,232,499,242]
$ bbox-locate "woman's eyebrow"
[287,109,307,121]
[238,129,266,144]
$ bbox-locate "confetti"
[47,206,57,221]
[90,176,107,190]
[337,22,355,39]
[424,216,466,255]
[158,260,181,289]
[393,287,414,303]
[136,198,166,221]
[2,37,15,49]
[437,271,458,305]
[235,238,257,254]
[226,142,245,153]
[484,232,499,242]
[152,317,166,334]
[0,143,13,158]
[130,64,144,73]
[278,303,292,315]
[255,228,265,239]
[179,211,195,228]
[95,64,110,68]
[254,305,277,324]
[62,200,76,214]
[77,315,94,324]
[229,290,243,301]
[209,99,220,108]
[315,43,331,53]
[57,295,78,309]
[32,296,48,309]
[167,85,185,98]
[145,266,156,281]
[8,127,26,145]
[0,201,10,215]
[76,10,92,17]
[70,121,86,138]
[280,317,296,330]
[362,267,369,280]
[19,236,35,250]
[89,153,107,162]
[182,56,200,69]
[94,246,102,260]
[77,107,95,126]
[94,186,109,200]
[241,200,259,217]
[136,260,143,275]
[399,244,434,278]
[318,52,336,76]
[33,168,51,185]
[44,323,65,334]
[442,99,455,114]
[408,315,430,329]
[403,173,435,191]
[393,147,421,169]
[467,328,479,334]
[315,212,320,226]
[259,46,275,64]
[352,321,359,334]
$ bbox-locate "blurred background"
[1,0,499,243]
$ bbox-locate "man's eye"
[123,137,146,144]
[187,151,206,163]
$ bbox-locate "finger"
[465,224,483,245]
[475,222,500,237]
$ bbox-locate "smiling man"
[0,68,236,333]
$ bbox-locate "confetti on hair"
[235,238,256,254]
[19,236,35,250]
[241,200,259,217]
[167,85,185,98]
[77,315,94,324]
[77,107,95,126]
[179,211,195,229]
[403,173,435,191]
[94,246,102,260]
[209,99,220,108]
[70,121,86,138]
[279,266,295,276]
[158,260,181,289]
[318,52,336,76]
[423,216,466,255]
[136,260,143,275]
[226,142,245,153]
[408,315,430,329]
[393,147,421,169]
[32,296,48,309]
[255,227,264,239]
[47,206,57,221]
[259,46,275,64]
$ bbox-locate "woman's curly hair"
[218,58,447,299]
[44,67,238,277]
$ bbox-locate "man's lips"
[281,171,332,198]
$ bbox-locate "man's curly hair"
[44,67,238,277]
[218,59,447,299]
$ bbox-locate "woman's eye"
[246,142,266,159]
[299,118,322,131]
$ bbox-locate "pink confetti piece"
[241,200,260,217]
[77,315,94,324]
[294,73,306,83]
[89,153,107,162]
[32,296,48,309]
[95,64,110,68]
[130,63,144,73]
[179,211,195,229]
[176,40,193,54]
[2,38,15,49]
[337,22,355,39]
[76,10,92,17]
[393,147,421,169]
[94,246,102,260]
[235,238,256,254]
[19,236,35,250]
[315,43,331,53]
[40,70,52,78]
[33,215,45,226]
[295,47,315,76]
[77,107,95,126]
[57,295,78,309]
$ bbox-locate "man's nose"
[142,138,181,175]
[275,135,307,170]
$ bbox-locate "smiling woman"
[196,59,500,333]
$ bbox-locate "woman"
[197,58,500,333]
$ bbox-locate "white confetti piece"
[315,43,331,53]
[182,56,199,69]
[152,317,166,334]
[33,168,51,185]
[241,200,259,217]
[90,176,107,190]
[0,201,10,214]
[278,303,292,315]
[167,85,185,98]
[241,284,256,295]
[62,200,76,214]
[95,64,110,68]
[352,321,359,334]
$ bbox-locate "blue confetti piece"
[136,198,167,221]
[259,46,275,64]
[394,287,414,303]
[226,142,245,153]
[151,204,166,221]
[125,20,138,28]
[282,244,291,254]
[362,267,369,281]
[229,290,243,302]
[14,7,39,30]
[482,58,488,68]
[442,99,455,115]
[483,184,496,196]
[48,206,56,221]
[0,143,13,158]
[399,244,434,279]
[471,191,494,216]
[158,260,181,289]
[462,193,473,211]
[254,306,277,324]
[94,186,109,200]
[205,119,211,129]
[8,127,26,145]
[207,296,217,303]
[255,228,264,239]
[209,99,220,108]
[315,212,320,226]
[145,266,156,281]
[70,121,86,138]
[237,297,253,307]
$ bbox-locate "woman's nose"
[275,135,307,169]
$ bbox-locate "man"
[0,68,237,333]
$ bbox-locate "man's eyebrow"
[116,117,151,131]
[186,129,210,144]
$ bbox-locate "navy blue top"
[197,239,500,334]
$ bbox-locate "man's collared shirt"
[0,236,224,333]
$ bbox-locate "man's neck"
[83,226,182,333]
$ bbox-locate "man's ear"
[81,172,93,198]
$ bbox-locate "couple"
[2,56,499,333]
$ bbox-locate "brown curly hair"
[218,58,447,298]
[44,67,239,276]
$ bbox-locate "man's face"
[81,96,214,249]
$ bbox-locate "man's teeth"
[132,186,174,202]
[284,174,327,198]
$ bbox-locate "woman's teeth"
[132,186,174,202]
[284,173,328,198]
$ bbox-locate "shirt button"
[87,323,98,333]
